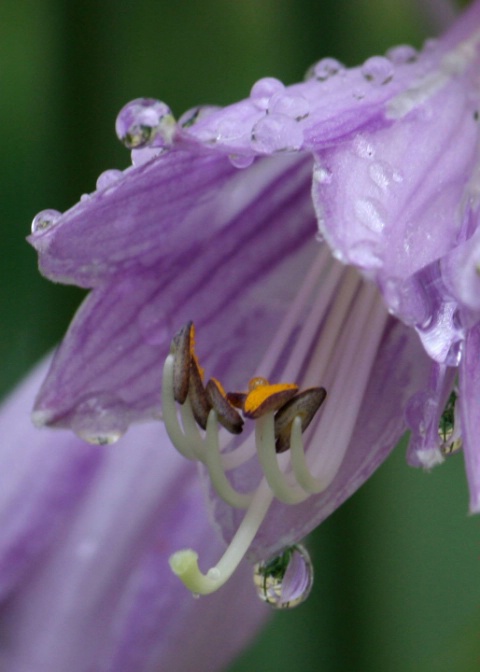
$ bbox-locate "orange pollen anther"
[243,382,299,419]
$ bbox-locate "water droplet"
[315,231,324,243]
[96,169,123,191]
[445,339,464,367]
[439,389,462,455]
[251,114,304,153]
[361,56,394,86]
[71,393,130,445]
[80,193,91,202]
[305,57,345,81]
[228,154,255,169]
[348,239,383,268]
[31,209,62,234]
[268,92,309,120]
[115,98,176,149]
[178,105,220,129]
[253,544,313,609]
[354,197,387,233]
[250,77,285,110]
[386,44,418,65]
[313,165,332,184]
[353,135,375,159]
[137,304,171,346]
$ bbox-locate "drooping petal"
[0,359,268,671]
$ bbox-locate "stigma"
[164,321,326,596]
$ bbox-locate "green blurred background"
[1,1,479,670]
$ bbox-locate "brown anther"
[170,321,194,404]
[226,391,247,411]
[244,382,299,419]
[188,355,212,430]
[274,387,327,453]
[206,379,244,435]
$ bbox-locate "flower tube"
[28,1,480,597]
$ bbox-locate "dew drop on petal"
[251,114,304,153]
[361,56,394,86]
[71,393,130,445]
[80,193,91,202]
[96,169,123,191]
[115,98,176,149]
[355,197,387,233]
[348,239,383,268]
[250,77,285,110]
[313,165,333,184]
[305,57,345,81]
[178,105,221,129]
[228,154,255,169]
[253,545,313,609]
[386,44,418,65]
[31,209,62,234]
[268,92,309,120]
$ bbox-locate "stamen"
[171,321,194,404]
[274,387,327,453]
[255,414,309,504]
[204,410,253,509]
[206,379,244,434]
[164,253,389,599]
[188,356,211,430]
[243,381,298,419]
[162,354,198,461]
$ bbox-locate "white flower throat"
[164,246,389,598]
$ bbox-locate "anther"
[170,321,194,404]
[189,356,211,429]
[274,388,327,453]
[206,379,244,434]
[242,379,299,419]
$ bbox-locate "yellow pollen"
[244,382,299,419]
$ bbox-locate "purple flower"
[0,357,268,671]
[28,2,480,596]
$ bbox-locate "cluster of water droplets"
[252,544,313,609]
[248,77,309,154]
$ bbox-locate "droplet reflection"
[253,544,313,609]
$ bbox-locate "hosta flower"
[0,358,267,671]
[29,1,480,597]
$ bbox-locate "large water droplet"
[178,105,220,129]
[115,98,175,149]
[305,57,345,81]
[31,209,62,234]
[386,44,418,65]
[250,77,285,110]
[268,92,309,120]
[253,545,313,609]
[251,114,304,153]
[96,169,123,191]
[71,393,129,445]
[361,56,394,86]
